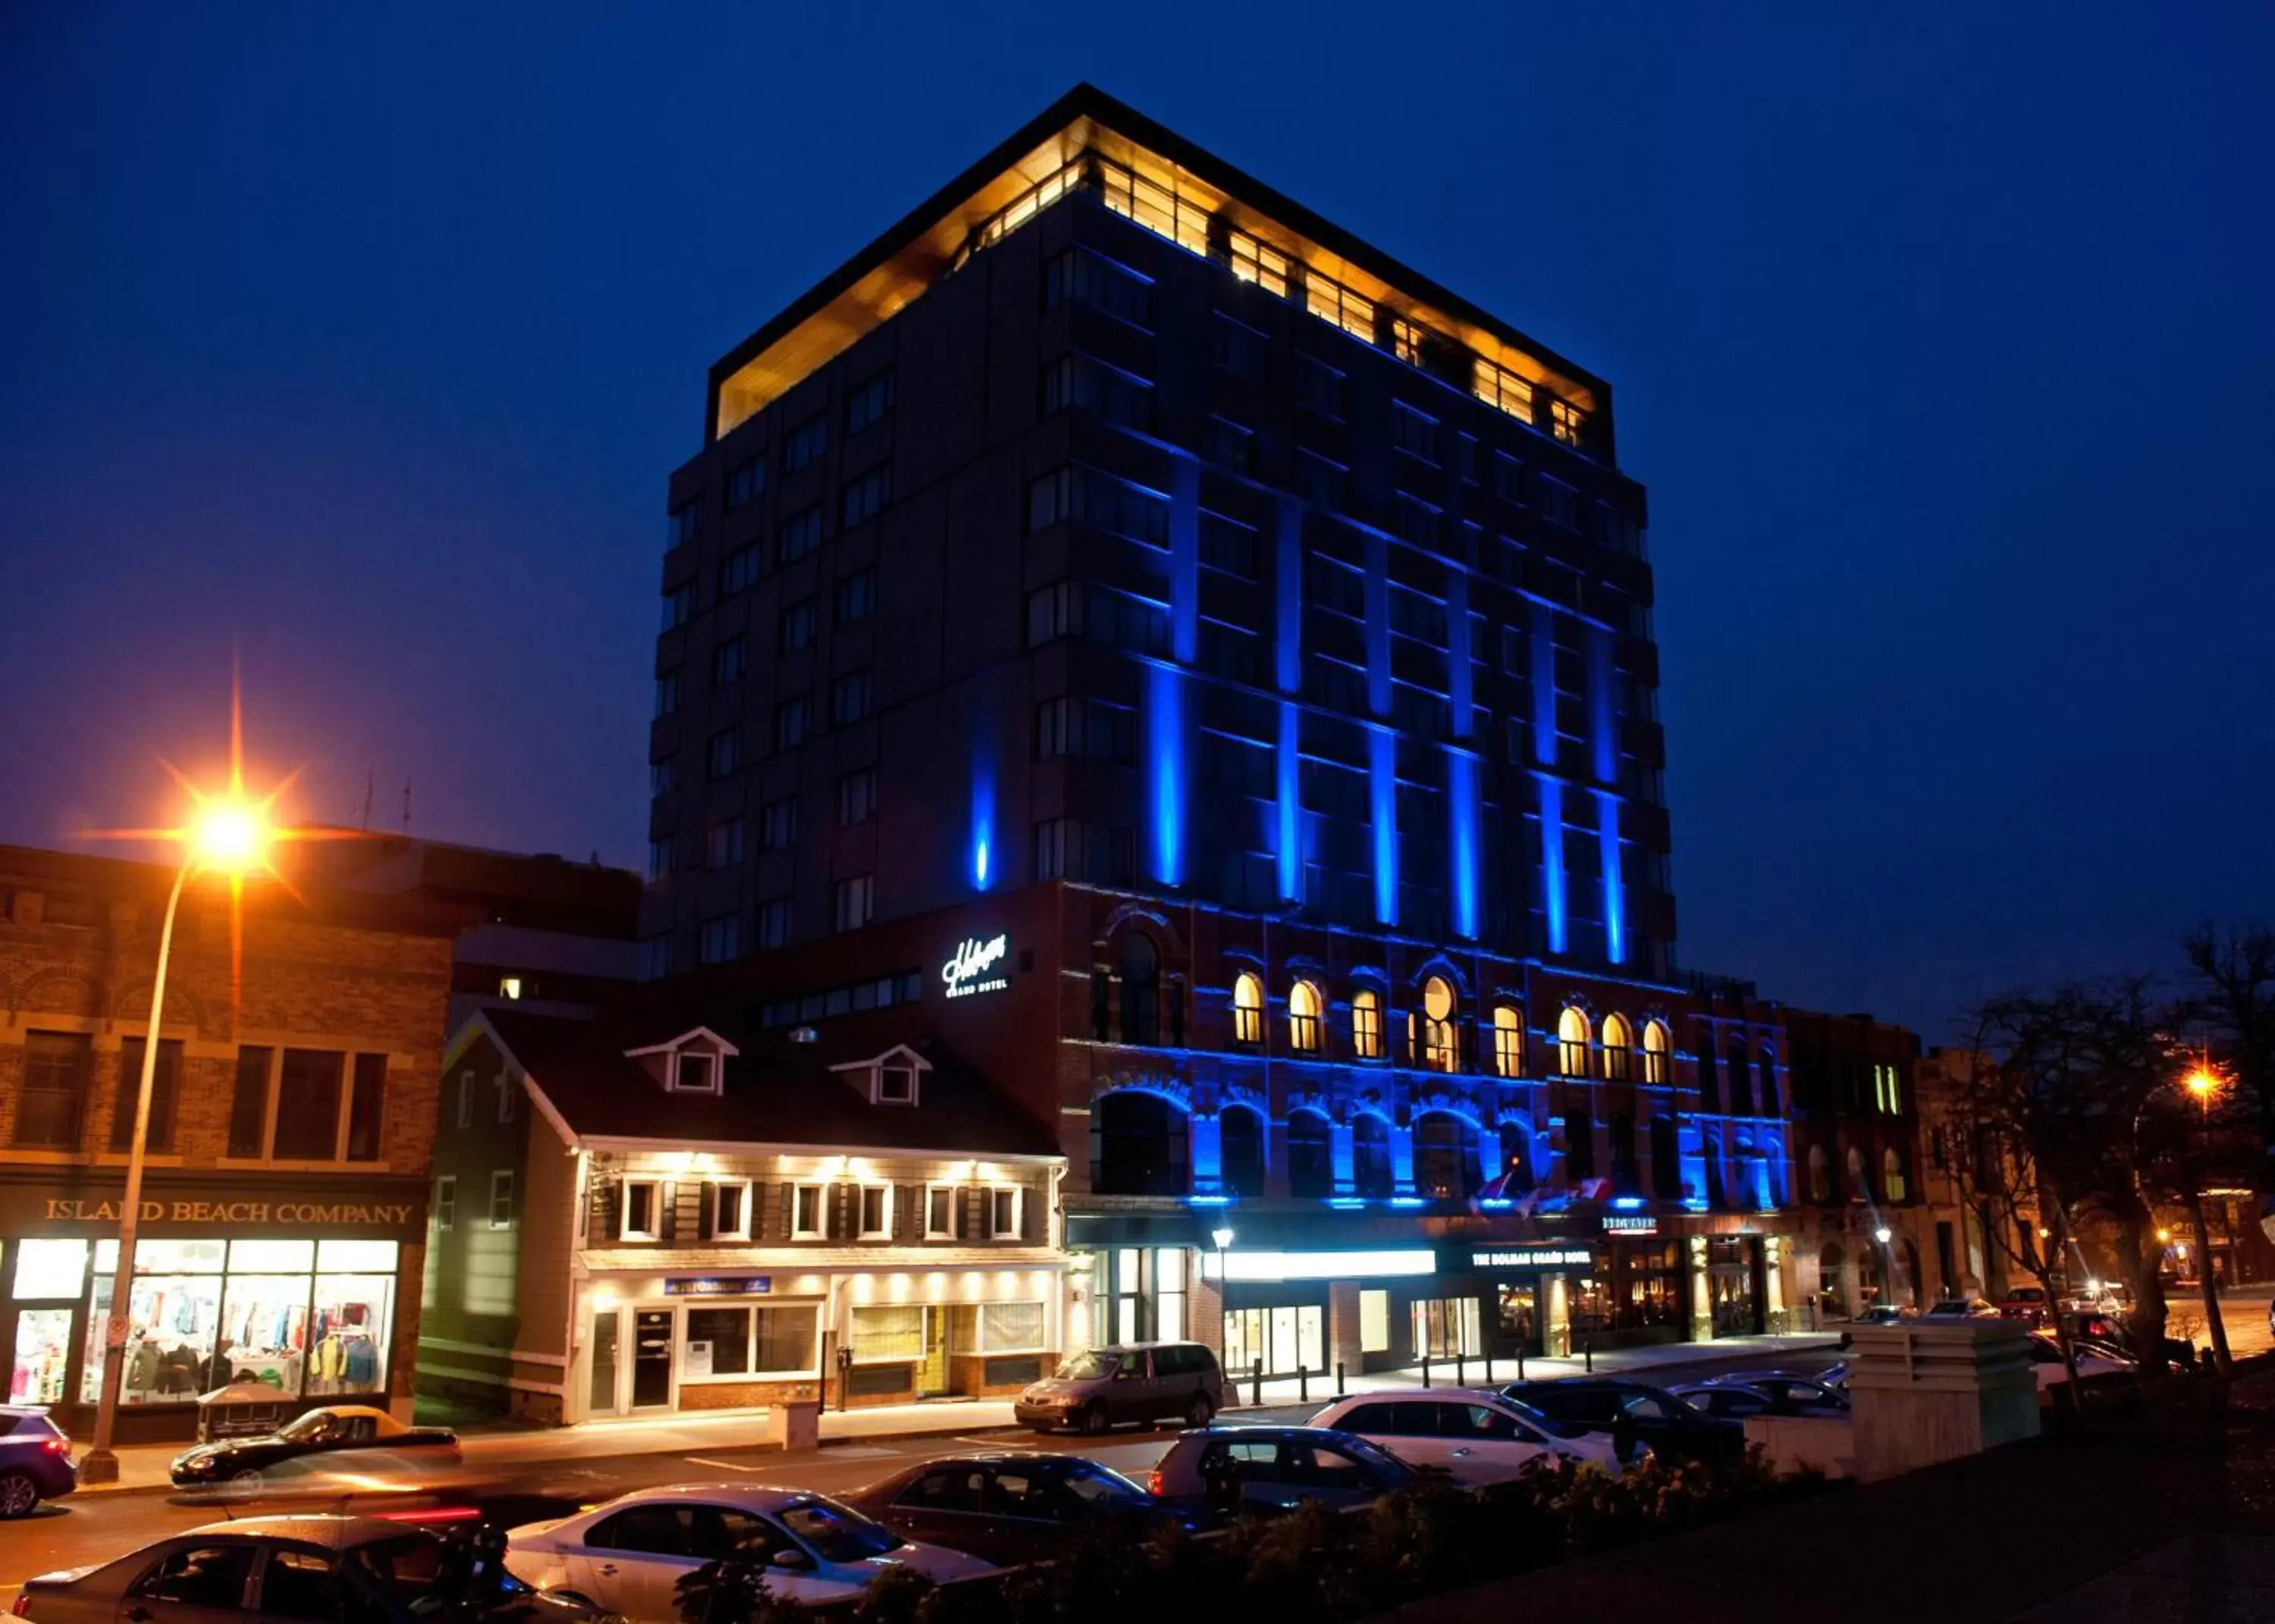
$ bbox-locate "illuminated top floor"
[705,84,1618,466]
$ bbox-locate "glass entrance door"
[918,1307,950,1397]
[632,1310,673,1408]
[588,1307,622,1416]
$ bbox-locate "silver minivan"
[1014,1341,1225,1434]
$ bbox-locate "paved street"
[0,1343,1840,1594]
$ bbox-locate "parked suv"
[1015,1343,1225,1434]
[0,1408,78,1518]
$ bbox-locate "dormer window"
[878,1064,915,1105]
[626,1028,741,1094]
[832,1045,930,1108]
[673,1052,719,1093]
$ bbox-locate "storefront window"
[14,1238,88,1300]
[1709,1237,1762,1336]
[80,1237,397,1406]
[681,1304,814,1378]
[1495,1283,1539,1350]
[1410,1296,1481,1360]
[1153,1248,1185,1342]
[1224,1304,1324,1376]
[850,1304,924,1359]
[978,1301,1043,1350]
[12,1308,71,1404]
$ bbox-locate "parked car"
[1013,1342,1224,1434]
[1309,1389,1630,1481]
[2024,1333,2133,1391]
[1147,1425,1423,1519]
[0,1407,77,1518]
[1998,1287,2054,1327]
[1852,1304,1916,1325]
[504,1484,993,1618]
[1696,1372,1850,1413]
[1922,1297,2003,1319]
[13,1515,605,1624]
[846,1454,1185,1566]
[2058,1311,2196,1368]
[171,1405,460,1487]
[1498,1378,1745,1466]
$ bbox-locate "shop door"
[918,1307,951,1397]
[631,1310,673,1408]
[1495,1284,1541,1354]
[588,1308,623,1417]
[10,1307,74,1407]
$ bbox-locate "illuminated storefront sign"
[1470,1247,1594,1271]
[1603,1215,1659,1236]
[664,1276,772,1296]
[1200,1248,1436,1284]
[942,933,1011,999]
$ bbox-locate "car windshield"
[1059,1463,1150,1505]
[777,1497,904,1563]
[1496,1397,1589,1440]
[278,1411,337,1442]
[1054,1351,1120,1381]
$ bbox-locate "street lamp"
[79,729,292,1481]
[1873,1226,1893,1246]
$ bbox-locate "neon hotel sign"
[942,933,1010,999]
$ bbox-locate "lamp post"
[78,801,273,1483]
[2175,1058,2232,1372]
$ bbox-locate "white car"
[2025,1336,2132,1390]
[505,1484,994,1619]
[1308,1388,1633,1483]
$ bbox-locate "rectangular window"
[434,1176,457,1233]
[710,1180,752,1241]
[346,1054,385,1162]
[759,795,799,849]
[661,581,695,632]
[674,1054,717,1096]
[781,597,816,651]
[1473,358,1536,422]
[226,1046,271,1158]
[646,837,673,879]
[1200,513,1259,579]
[1304,275,1373,340]
[1392,402,1440,463]
[711,636,745,687]
[1202,417,1252,475]
[273,1049,344,1160]
[650,758,676,798]
[834,568,875,623]
[774,696,811,751]
[725,455,765,511]
[1549,398,1587,446]
[792,1184,826,1240]
[989,1187,1023,1240]
[1392,493,1441,547]
[1043,247,1153,326]
[654,671,680,718]
[665,500,700,552]
[14,1032,88,1150]
[720,543,763,595]
[1225,228,1290,296]
[832,874,874,933]
[1031,819,1136,885]
[1298,452,1347,510]
[706,817,746,868]
[622,1179,661,1240]
[699,912,741,965]
[839,466,890,528]
[686,1304,818,1376]
[706,727,741,779]
[924,1186,957,1239]
[778,503,823,562]
[1033,694,1136,763]
[837,767,877,826]
[1025,466,1169,547]
[1210,313,1266,381]
[877,1062,915,1104]
[1294,355,1345,419]
[830,669,872,726]
[1040,355,1153,430]
[489,1169,514,1229]
[642,936,674,979]
[845,372,894,434]
[111,1036,183,1153]
[783,415,827,472]
[1492,452,1526,505]
[756,896,791,948]
[1391,317,1430,367]
[1541,479,1579,530]
[857,1185,893,1240]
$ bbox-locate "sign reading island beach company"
[941,933,1011,999]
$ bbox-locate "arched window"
[1608,1110,1638,1193]
[1286,1109,1333,1199]
[1230,971,1263,1046]
[1219,1105,1265,1198]
[1601,1013,1633,1082]
[1557,1007,1590,1077]
[1882,1145,1909,1203]
[1845,1144,1868,1202]
[1093,1090,1188,1196]
[1288,981,1323,1052]
[1808,1143,1832,1203]
[1756,1048,1779,1116]
[1414,976,1458,1072]
[1725,1040,1753,1115]
[1497,1120,1535,1192]
[1119,934,1160,1046]
[1649,1115,1681,1199]
[1351,1114,1393,1199]
[1642,1021,1671,1086]
[1563,1097,1596,1181]
[1351,988,1384,1059]
[1414,1112,1480,1199]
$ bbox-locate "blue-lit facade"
[643,86,1797,1374]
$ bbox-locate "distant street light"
[1873,1226,1893,1246]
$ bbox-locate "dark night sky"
[3,5,2269,1036]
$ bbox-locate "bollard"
[1300,1362,1310,1404]
[1584,1336,1594,1374]
[1336,1359,1347,1396]
[1251,1357,1263,1407]
[1454,1351,1466,1386]
[1517,1346,1527,1382]
[1485,1350,1495,1386]
[1421,1351,1432,1388]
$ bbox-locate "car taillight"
[1147,1470,1165,1497]
[14,1591,33,1616]
[378,1506,481,1522]
[42,1439,68,1454]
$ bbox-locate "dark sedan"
[846,1453,1185,1566]
[1696,1372,1850,1413]
[13,1515,606,1624]
[0,1407,78,1518]
[170,1405,460,1488]
[1147,1425,1425,1521]
[1498,1379,1746,1466]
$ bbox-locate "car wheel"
[1080,1400,1110,1436]
[231,1468,263,1484]
[1185,1394,1215,1428]
[0,1471,39,1519]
